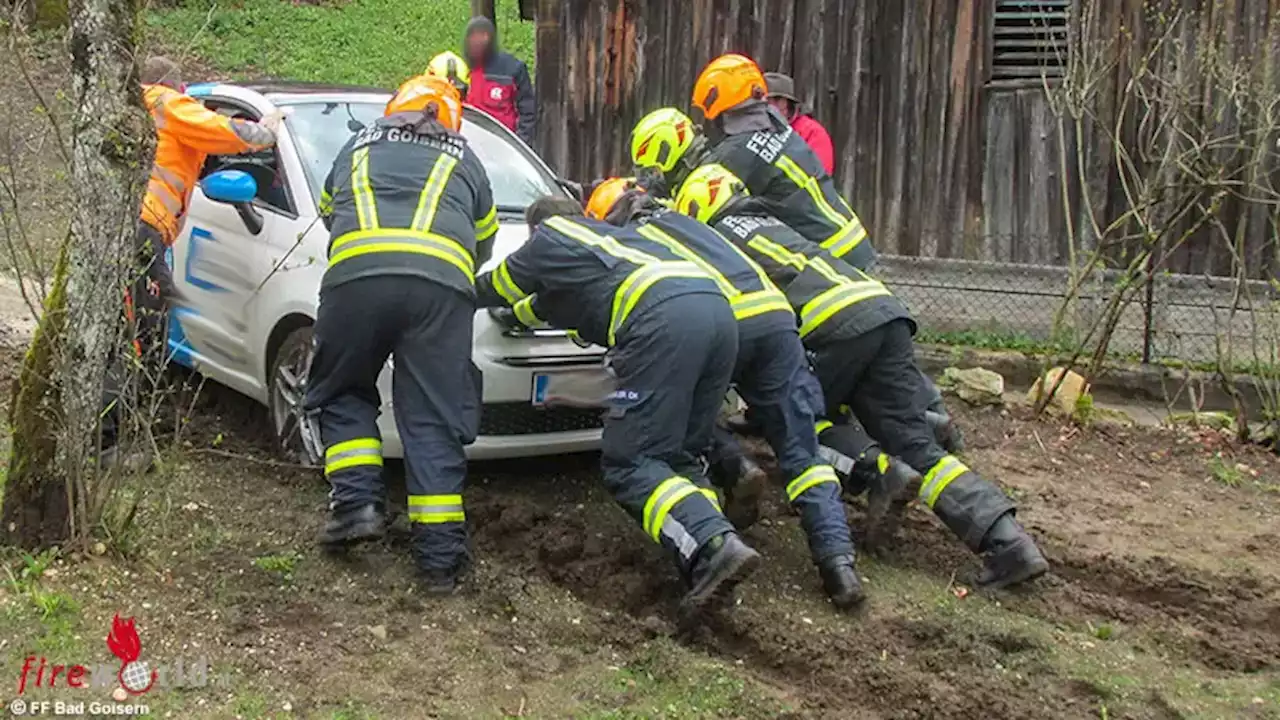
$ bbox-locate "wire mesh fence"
[874,251,1280,371]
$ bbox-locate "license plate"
[532,370,614,408]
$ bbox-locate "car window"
[281,99,562,213]
[198,101,296,216]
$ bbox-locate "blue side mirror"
[201,170,258,205]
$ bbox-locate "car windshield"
[281,98,561,212]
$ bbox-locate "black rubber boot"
[682,532,761,612]
[723,455,766,531]
[320,504,386,553]
[818,554,866,610]
[418,554,471,596]
[861,451,922,551]
[926,410,965,454]
[976,512,1049,590]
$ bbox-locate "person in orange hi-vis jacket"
[103,57,280,468]
[136,56,279,317]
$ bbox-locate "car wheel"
[268,325,322,466]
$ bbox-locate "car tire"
[268,325,322,466]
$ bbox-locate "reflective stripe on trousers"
[408,494,465,524]
[642,476,702,542]
[325,438,383,476]
[785,464,840,503]
[919,455,968,508]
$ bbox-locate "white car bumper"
[375,313,608,461]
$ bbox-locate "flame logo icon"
[106,615,157,695]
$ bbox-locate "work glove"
[259,109,287,134]
[488,306,527,331]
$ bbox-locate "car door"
[168,94,305,398]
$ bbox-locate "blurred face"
[467,31,491,61]
[768,97,793,117]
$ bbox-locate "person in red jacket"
[464,16,536,146]
[764,72,835,175]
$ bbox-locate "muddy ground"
[2,379,1278,719]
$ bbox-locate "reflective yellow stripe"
[608,262,706,345]
[877,453,891,475]
[636,225,792,322]
[775,155,849,228]
[798,282,891,338]
[410,154,459,233]
[642,476,699,541]
[545,216,661,264]
[748,235,808,271]
[699,488,721,511]
[475,204,498,241]
[512,296,543,326]
[808,256,849,284]
[785,465,840,502]
[147,180,184,215]
[731,289,794,320]
[407,493,465,524]
[821,217,869,259]
[920,455,968,508]
[492,260,528,304]
[324,438,383,476]
[318,187,334,215]
[815,419,833,434]
[636,224,737,296]
[350,146,378,229]
[329,229,475,282]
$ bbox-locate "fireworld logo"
[16,614,210,697]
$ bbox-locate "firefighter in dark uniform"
[475,195,760,615]
[307,75,499,594]
[674,164,1050,590]
[588,178,863,609]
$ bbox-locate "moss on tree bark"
[2,0,150,550]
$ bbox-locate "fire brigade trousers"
[305,276,481,571]
[732,329,850,562]
[602,294,739,576]
[811,319,1016,552]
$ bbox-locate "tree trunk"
[471,0,496,23]
[1,0,150,549]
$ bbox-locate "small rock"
[801,617,814,625]
[112,687,128,702]
[1027,367,1089,415]
[367,625,388,641]
[1253,697,1265,705]
[942,367,1006,406]
[513,645,527,654]
[182,502,200,512]
[282,701,293,713]
[92,542,107,556]
[1138,481,1151,490]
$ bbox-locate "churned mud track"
[463,403,1280,718]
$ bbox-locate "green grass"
[252,551,300,580]
[567,638,789,719]
[1208,454,1245,487]
[146,0,534,88]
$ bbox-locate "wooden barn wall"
[530,0,1280,277]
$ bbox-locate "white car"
[168,81,608,461]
